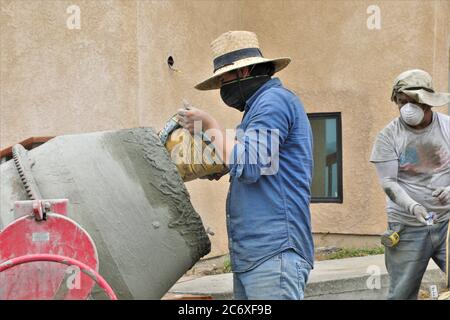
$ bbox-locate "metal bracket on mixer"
[10,143,67,221]
[14,199,68,221]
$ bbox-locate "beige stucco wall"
[1,0,449,257]
[0,0,139,143]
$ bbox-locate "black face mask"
[220,75,270,111]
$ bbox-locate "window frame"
[307,112,343,204]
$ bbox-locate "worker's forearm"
[381,178,419,213]
[374,160,420,213]
[203,118,236,166]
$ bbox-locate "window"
[308,113,343,203]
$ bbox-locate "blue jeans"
[233,249,311,300]
[385,219,448,300]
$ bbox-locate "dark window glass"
[308,113,343,203]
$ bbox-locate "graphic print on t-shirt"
[399,140,450,176]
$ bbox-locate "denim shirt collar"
[244,77,282,113]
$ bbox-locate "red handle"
[0,254,118,300]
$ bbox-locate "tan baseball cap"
[391,69,450,107]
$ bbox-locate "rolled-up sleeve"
[228,94,292,184]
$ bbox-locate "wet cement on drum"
[1,128,211,299]
[0,138,135,299]
[105,128,211,263]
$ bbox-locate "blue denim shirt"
[226,77,314,272]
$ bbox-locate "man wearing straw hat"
[177,31,314,300]
[370,69,450,299]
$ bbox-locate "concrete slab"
[167,254,447,300]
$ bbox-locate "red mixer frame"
[0,199,117,300]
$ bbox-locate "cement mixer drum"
[0,127,211,299]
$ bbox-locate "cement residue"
[1,128,211,299]
[1,137,135,299]
[111,127,211,262]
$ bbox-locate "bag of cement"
[438,291,450,300]
[158,114,229,182]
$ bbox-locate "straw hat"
[195,31,291,90]
[391,69,450,107]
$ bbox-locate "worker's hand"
[177,101,215,135]
[411,204,429,225]
[432,186,450,205]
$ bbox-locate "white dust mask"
[400,103,424,126]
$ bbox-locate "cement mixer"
[0,127,211,299]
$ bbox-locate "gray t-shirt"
[370,112,450,226]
